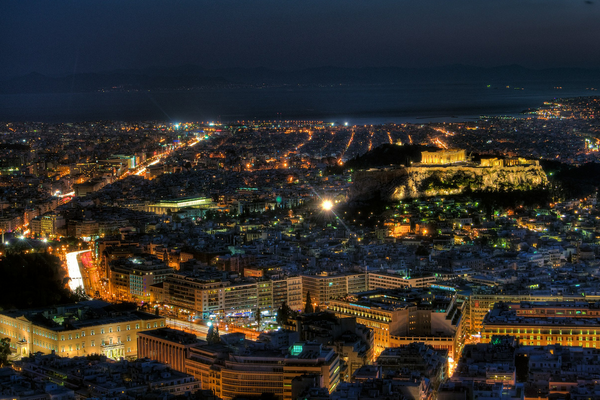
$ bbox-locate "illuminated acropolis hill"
[421,149,467,165]
[351,148,548,201]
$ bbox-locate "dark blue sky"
[2,0,600,77]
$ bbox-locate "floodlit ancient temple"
[421,149,467,165]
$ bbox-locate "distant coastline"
[0,83,596,124]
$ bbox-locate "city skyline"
[3,2,600,399]
[1,101,600,399]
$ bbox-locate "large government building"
[0,301,165,359]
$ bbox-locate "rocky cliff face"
[351,164,548,202]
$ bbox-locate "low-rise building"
[451,336,517,387]
[377,342,447,390]
[16,353,199,399]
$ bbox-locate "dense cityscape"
[0,95,599,400]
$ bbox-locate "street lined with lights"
[65,250,90,293]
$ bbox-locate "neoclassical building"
[0,301,165,359]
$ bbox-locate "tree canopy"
[276,302,297,326]
[304,291,314,314]
[0,253,78,309]
[206,325,220,344]
[0,338,11,367]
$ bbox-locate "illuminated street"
[65,250,90,293]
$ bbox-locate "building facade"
[468,293,592,335]
[482,301,600,348]
[137,328,200,372]
[0,302,166,359]
[109,255,174,301]
[327,289,464,358]
[155,273,304,318]
[302,273,367,308]
[185,342,341,400]
[367,272,436,290]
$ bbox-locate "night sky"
[3,0,600,77]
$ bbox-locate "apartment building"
[367,271,436,290]
[109,254,173,301]
[154,272,303,317]
[302,273,367,307]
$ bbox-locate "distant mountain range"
[2,64,600,94]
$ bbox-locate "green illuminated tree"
[206,325,220,344]
[515,354,529,383]
[304,291,314,314]
[0,338,11,367]
[276,302,291,326]
[255,308,262,327]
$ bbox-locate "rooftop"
[1,301,162,331]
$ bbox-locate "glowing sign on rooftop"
[290,343,304,356]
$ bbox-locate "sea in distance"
[0,81,597,124]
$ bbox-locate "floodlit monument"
[421,149,467,165]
